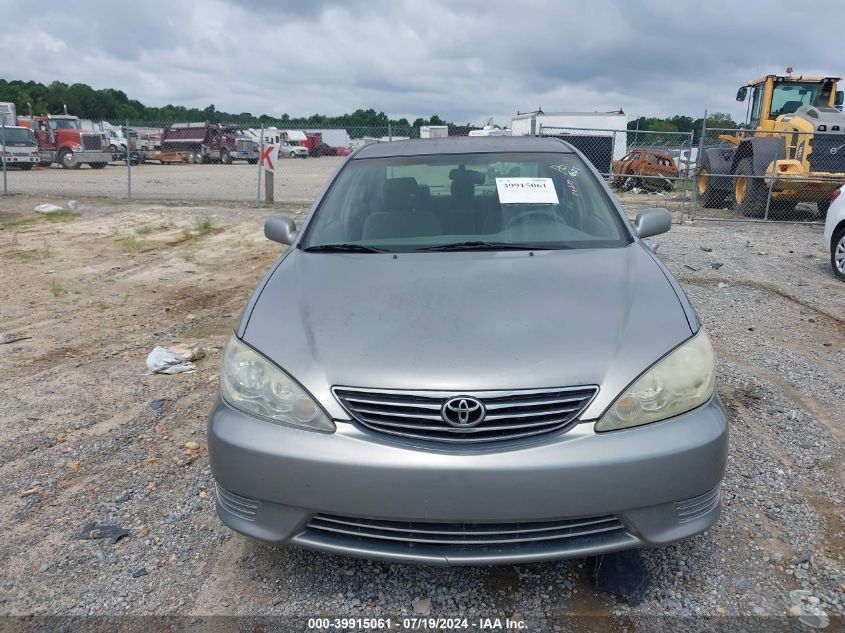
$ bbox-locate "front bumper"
[2,155,39,164]
[208,395,728,565]
[74,150,112,164]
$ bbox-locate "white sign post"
[260,142,280,203]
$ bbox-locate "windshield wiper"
[416,241,558,252]
[303,243,388,253]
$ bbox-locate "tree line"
[1,79,739,137]
[0,79,453,132]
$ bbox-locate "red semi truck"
[17,114,111,169]
[159,122,259,164]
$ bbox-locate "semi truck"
[0,125,40,169]
[17,114,111,169]
[159,122,259,164]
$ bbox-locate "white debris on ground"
[146,344,205,374]
[34,203,64,214]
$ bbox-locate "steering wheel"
[503,208,567,231]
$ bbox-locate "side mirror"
[736,86,748,102]
[264,214,297,245]
[634,208,672,239]
[835,91,844,107]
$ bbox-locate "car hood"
[242,244,694,420]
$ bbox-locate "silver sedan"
[209,136,728,565]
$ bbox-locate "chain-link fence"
[690,124,841,223]
[1,121,409,204]
[539,125,695,222]
[2,118,839,225]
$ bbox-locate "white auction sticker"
[495,178,559,204]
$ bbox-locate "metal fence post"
[256,125,263,205]
[678,131,694,224]
[609,130,616,176]
[764,171,776,221]
[1,120,7,196]
[126,120,131,199]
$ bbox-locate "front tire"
[831,225,845,281]
[221,149,232,165]
[622,175,639,190]
[59,150,79,170]
[733,158,766,217]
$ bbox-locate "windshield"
[1,127,36,146]
[48,118,80,130]
[769,82,824,117]
[303,152,630,252]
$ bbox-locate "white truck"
[100,122,128,158]
[1,125,40,170]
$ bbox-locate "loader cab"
[737,75,843,131]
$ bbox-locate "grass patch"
[181,251,196,263]
[118,236,142,253]
[97,302,109,312]
[50,279,66,297]
[180,325,213,339]
[1,210,79,229]
[195,216,215,235]
[135,224,153,235]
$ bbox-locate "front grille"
[333,386,598,443]
[236,139,254,152]
[81,134,103,151]
[215,484,259,521]
[675,484,721,523]
[807,133,845,173]
[304,513,627,550]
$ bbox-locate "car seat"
[448,166,485,234]
[362,177,441,240]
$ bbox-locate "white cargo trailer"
[420,125,449,139]
[511,110,628,174]
[0,102,17,127]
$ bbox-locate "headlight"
[220,336,335,432]
[71,144,82,151]
[595,329,715,432]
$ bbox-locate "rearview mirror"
[265,214,297,245]
[836,91,844,107]
[736,86,748,102]
[634,208,672,239]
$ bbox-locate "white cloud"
[0,0,842,125]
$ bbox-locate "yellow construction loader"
[697,70,845,217]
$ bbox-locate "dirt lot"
[0,196,842,629]
[2,157,345,203]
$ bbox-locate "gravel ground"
[0,196,842,631]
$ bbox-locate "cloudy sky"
[1,0,841,124]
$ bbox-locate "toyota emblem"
[441,396,486,428]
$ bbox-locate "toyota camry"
[208,136,728,565]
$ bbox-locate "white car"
[824,187,845,281]
[282,143,308,158]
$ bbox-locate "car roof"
[352,136,575,159]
